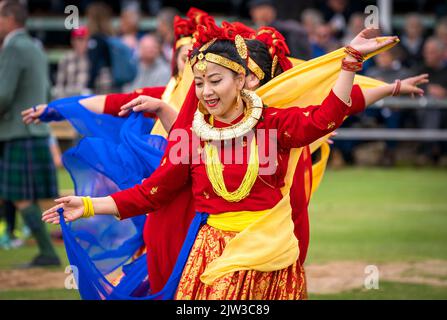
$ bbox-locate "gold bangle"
[81,196,95,218]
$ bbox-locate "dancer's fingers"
[47,216,61,224]
[118,109,130,117]
[42,206,57,217]
[43,203,65,216]
[121,97,141,111]
[23,116,34,124]
[21,108,34,116]
[42,212,60,223]
[54,196,73,204]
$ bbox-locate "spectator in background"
[366,47,412,165]
[301,8,324,43]
[320,0,362,40]
[434,17,447,63]
[86,2,114,94]
[119,4,142,51]
[310,24,340,58]
[413,37,447,165]
[123,33,170,92]
[156,7,178,63]
[248,0,311,59]
[400,13,426,69]
[52,26,90,99]
[0,1,60,266]
[341,12,364,45]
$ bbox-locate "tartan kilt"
[0,137,58,201]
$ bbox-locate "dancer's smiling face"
[193,62,245,123]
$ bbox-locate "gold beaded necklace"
[204,134,259,202]
[197,90,262,202]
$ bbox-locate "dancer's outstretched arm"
[332,28,398,104]
[362,74,429,106]
[42,196,119,224]
[22,87,165,124]
[118,95,179,133]
[22,95,107,124]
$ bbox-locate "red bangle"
[344,46,364,62]
[391,79,401,96]
[341,58,363,72]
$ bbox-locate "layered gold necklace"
[192,89,263,141]
[193,90,264,202]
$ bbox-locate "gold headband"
[175,36,193,50]
[190,35,251,75]
[271,55,278,78]
[248,57,265,80]
[191,52,246,75]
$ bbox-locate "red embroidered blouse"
[111,85,365,219]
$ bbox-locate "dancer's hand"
[21,104,47,124]
[42,196,84,224]
[119,95,164,117]
[399,74,429,97]
[327,131,337,144]
[349,28,398,56]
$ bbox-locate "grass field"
[0,167,446,300]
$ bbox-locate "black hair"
[190,40,250,75]
[246,39,284,86]
[0,0,27,26]
[246,39,271,86]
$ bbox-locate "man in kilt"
[0,1,60,266]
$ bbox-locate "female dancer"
[43,24,427,299]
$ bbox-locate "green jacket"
[0,30,51,141]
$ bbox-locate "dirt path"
[1,260,447,294]
[306,260,447,294]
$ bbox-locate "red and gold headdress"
[222,21,265,81]
[190,19,249,76]
[255,26,293,77]
[190,18,269,81]
[173,7,210,50]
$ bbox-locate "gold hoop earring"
[236,92,241,109]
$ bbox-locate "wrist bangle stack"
[344,46,365,62]
[341,59,363,72]
[342,46,364,72]
[81,196,95,218]
[342,46,365,72]
[391,79,402,96]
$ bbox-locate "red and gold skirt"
[175,224,307,300]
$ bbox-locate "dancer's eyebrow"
[194,72,221,81]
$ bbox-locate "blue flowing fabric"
[59,209,208,300]
[45,96,197,298]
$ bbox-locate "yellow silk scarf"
[151,66,195,137]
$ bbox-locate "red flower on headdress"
[256,26,293,71]
[221,21,256,40]
[192,17,224,49]
[173,16,195,41]
[186,7,209,25]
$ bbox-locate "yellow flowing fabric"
[199,38,398,285]
[150,66,195,137]
[310,142,331,194]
